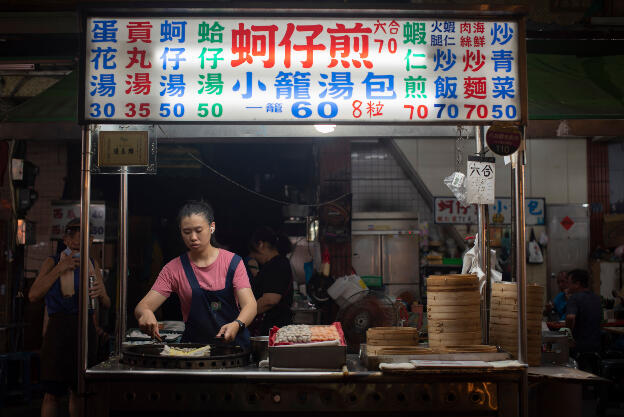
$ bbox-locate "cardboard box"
[269,345,346,370]
[604,214,624,248]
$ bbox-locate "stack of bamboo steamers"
[489,282,544,366]
[426,275,482,348]
[427,275,544,366]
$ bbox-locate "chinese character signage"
[434,197,545,225]
[51,202,106,242]
[434,197,478,224]
[490,197,545,225]
[466,155,495,205]
[83,17,522,123]
[98,131,149,167]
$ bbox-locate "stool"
[0,351,39,406]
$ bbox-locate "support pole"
[115,168,128,356]
[513,142,528,417]
[475,126,490,344]
[77,125,92,417]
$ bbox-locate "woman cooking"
[248,227,294,336]
[135,201,256,348]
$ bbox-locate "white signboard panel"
[51,202,106,242]
[466,156,495,205]
[490,197,545,225]
[83,17,522,123]
[434,197,545,225]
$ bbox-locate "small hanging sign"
[98,131,149,167]
[466,155,496,205]
[486,123,522,156]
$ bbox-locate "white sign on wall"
[434,197,545,225]
[465,155,495,205]
[51,202,106,242]
[83,16,522,123]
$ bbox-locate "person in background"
[545,271,569,320]
[248,227,294,336]
[565,269,602,354]
[135,201,256,348]
[29,218,110,417]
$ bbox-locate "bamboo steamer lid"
[490,309,542,323]
[428,319,481,333]
[428,310,481,320]
[489,315,542,326]
[427,274,479,290]
[428,304,482,313]
[490,297,543,308]
[428,333,481,347]
[492,282,544,294]
[428,292,481,306]
[366,327,420,346]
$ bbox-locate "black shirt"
[566,289,602,353]
[254,255,293,335]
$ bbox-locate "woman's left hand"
[89,278,107,300]
[216,322,240,342]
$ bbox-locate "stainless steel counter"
[85,355,527,416]
[87,354,525,381]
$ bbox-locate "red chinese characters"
[464,77,487,99]
[231,23,279,68]
[279,23,326,68]
[327,23,373,69]
[127,21,152,43]
[462,50,486,72]
[231,23,327,68]
[125,73,151,95]
[126,47,152,68]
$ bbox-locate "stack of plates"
[489,282,544,366]
[427,275,482,348]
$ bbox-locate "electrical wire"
[154,124,351,206]
[184,149,351,208]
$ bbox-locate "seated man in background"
[565,269,602,355]
[545,271,569,320]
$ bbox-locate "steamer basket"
[426,274,481,348]
[489,282,544,366]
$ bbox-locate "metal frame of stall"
[76,5,530,416]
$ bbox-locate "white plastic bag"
[462,233,502,294]
[527,229,544,264]
[444,172,468,205]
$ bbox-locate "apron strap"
[179,253,201,290]
[225,255,242,289]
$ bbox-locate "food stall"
[75,5,548,416]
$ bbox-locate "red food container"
[268,323,347,370]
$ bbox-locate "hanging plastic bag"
[444,172,468,205]
[527,228,544,264]
[461,233,502,294]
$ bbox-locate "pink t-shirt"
[151,249,250,321]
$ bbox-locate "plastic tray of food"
[268,323,347,370]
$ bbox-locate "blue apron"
[179,252,250,349]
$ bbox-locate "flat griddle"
[121,342,249,369]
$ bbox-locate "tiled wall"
[351,141,432,220]
[395,137,588,205]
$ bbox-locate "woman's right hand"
[137,310,160,339]
[58,252,80,273]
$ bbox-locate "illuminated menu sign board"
[83,16,523,123]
